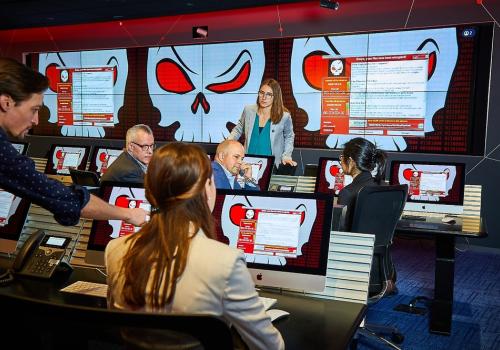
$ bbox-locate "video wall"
[27,23,492,155]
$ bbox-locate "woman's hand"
[282,158,297,167]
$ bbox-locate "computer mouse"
[266,309,290,322]
[441,217,456,224]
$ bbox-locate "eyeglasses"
[258,91,274,99]
[132,142,156,152]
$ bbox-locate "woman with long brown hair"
[228,78,296,170]
[105,142,283,350]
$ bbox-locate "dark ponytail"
[372,149,387,184]
[342,137,387,184]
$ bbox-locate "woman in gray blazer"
[228,78,296,169]
[105,142,284,350]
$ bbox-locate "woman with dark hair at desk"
[105,142,284,350]
[338,137,397,292]
[337,137,387,221]
[228,78,297,172]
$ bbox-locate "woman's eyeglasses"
[258,91,274,99]
[132,142,156,152]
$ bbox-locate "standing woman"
[337,137,387,229]
[105,142,284,350]
[228,78,296,170]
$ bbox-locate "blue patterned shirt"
[0,128,90,226]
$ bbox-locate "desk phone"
[14,230,72,279]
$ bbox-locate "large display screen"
[29,24,492,155]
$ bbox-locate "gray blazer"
[228,104,295,167]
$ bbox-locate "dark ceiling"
[0,0,310,30]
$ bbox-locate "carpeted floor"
[357,237,500,350]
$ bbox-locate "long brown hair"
[121,142,215,309]
[256,78,289,124]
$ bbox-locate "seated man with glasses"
[101,124,155,184]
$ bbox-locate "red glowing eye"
[329,165,340,176]
[428,52,436,80]
[55,150,64,159]
[112,66,117,85]
[303,51,330,90]
[99,152,108,162]
[115,195,130,208]
[206,61,251,93]
[156,59,195,94]
[299,212,305,225]
[45,63,60,92]
[403,169,415,181]
[229,204,246,226]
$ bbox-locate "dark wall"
[1,0,499,248]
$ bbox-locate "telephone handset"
[13,230,73,279]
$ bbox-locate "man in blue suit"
[212,140,259,191]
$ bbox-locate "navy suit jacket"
[212,161,259,191]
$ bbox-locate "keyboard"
[401,214,427,221]
[403,211,446,218]
[259,296,277,311]
[60,281,108,298]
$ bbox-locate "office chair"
[348,184,408,350]
[0,290,234,350]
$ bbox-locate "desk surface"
[0,260,365,350]
[397,216,486,238]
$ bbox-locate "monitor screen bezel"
[388,160,466,206]
[85,181,145,265]
[11,142,29,155]
[0,196,31,254]
[88,146,124,177]
[213,189,333,277]
[44,144,92,175]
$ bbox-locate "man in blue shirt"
[212,140,259,190]
[0,57,147,227]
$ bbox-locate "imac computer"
[238,154,275,190]
[213,189,333,292]
[44,144,91,176]
[88,146,124,177]
[315,157,353,196]
[209,153,275,190]
[11,142,29,155]
[0,192,30,254]
[86,181,149,265]
[389,161,466,215]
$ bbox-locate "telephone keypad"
[24,248,64,278]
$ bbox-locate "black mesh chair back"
[350,184,408,297]
[349,184,408,349]
[350,184,407,247]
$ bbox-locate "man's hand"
[240,162,253,179]
[125,207,149,226]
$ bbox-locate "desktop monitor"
[213,189,333,292]
[389,161,466,215]
[209,153,274,190]
[88,146,124,177]
[0,192,30,254]
[239,154,274,190]
[315,157,353,196]
[86,181,149,265]
[44,144,91,176]
[11,142,29,155]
